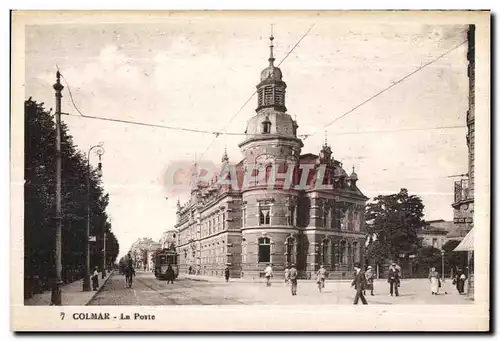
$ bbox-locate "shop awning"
[454,228,474,252]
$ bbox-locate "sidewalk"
[24,271,114,306]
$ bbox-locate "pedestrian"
[316,265,327,290]
[453,268,466,294]
[387,263,400,297]
[91,266,99,291]
[188,266,192,275]
[429,267,440,295]
[351,262,368,305]
[166,264,175,284]
[284,266,290,285]
[289,264,298,296]
[264,264,273,287]
[315,273,322,293]
[224,267,230,282]
[364,265,375,296]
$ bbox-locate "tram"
[154,248,179,280]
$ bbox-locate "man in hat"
[289,264,298,296]
[387,263,400,297]
[316,265,327,291]
[351,262,368,304]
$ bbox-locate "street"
[88,270,472,306]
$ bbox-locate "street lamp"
[82,143,105,292]
[441,249,445,282]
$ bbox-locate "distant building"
[160,230,177,250]
[130,237,161,271]
[418,219,454,249]
[175,34,367,279]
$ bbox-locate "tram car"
[154,248,179,280]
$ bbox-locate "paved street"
[88,270,472,305]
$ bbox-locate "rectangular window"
[222,213,226,229]
[242,206,247,227]
[258,237,271,263]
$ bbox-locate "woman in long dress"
[428,267,440,295]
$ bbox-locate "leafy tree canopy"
[364,188,425,264]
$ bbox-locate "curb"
[84,270,114,306]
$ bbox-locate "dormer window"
[262,115,271,134]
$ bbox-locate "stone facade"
[451,25,475,240]
[175,34,367,279]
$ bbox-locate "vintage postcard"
[11,10,490,331]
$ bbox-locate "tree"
[364,188,425,266]
[442,239,467,275]
[413,246,442,277]
[24,98,120,299]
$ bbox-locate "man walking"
[388,263,400,297]
[264,264,273,287]
[316,265,327,291]
[289,264,298,296]
[351,263,368,305]
[224,267,230,282]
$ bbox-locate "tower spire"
[268,24,275,66]
[324,130,328,146]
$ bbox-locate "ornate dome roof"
[260,65,283,82]
[244,109,296,138]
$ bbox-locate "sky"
[24,14,470,259]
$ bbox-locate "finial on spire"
[324,130,328,146]
[268,24,275,66]
[352,165,355,173]
[222,146,229,163]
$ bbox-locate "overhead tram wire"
[301,39,468,140]
[196,23,316,163]
[58,111,468,137]
[57,36,466,141]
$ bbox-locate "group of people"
[428,266,468,296]
[260,262,404,304]
[266,263,299,295]
[227,262,467,303]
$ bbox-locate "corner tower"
[238,33,304,279]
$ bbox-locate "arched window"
[352,242,359,263]
[258,237,271,263]
[322,239,332,265]
[347,243,353,267]
[285,237,296,265]
[340,240,347,264]
[262,115,271,134]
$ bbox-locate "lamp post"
[441,249,445,282]
[82,143,104,292]
[51,71,64,305]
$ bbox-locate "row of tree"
[24,98,120,299]
[364,188,467,278]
